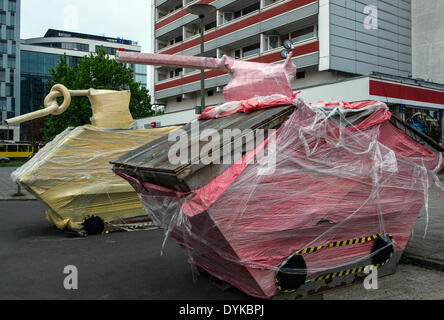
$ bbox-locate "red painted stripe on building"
[156,0,215,30]
[369,80,444,105]
[160,0,317,55]
[155,41,319,92]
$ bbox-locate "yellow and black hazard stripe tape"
[103,221,154,235]
[284,234,392,262]
[124,221,154,231]
[80,215,154,236]
[305,252,393,285]
[276,233,394,293]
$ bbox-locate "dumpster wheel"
[276,255,307,293]
[81,215,105,236]
[371,234,395,266]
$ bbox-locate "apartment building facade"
[0,0,20,142]
[151,0,412,115]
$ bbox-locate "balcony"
[156,0,183,22]
[155,0,308,54]
[217,0,261,28]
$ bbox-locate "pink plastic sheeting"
[198,94,298,120]
[116,51,297,102]
[221,53,297,101]
[116,51,229,71]
[115,98,442,299]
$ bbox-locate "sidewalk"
[0,167,35,200]
[323,263,443,300]
[405,174,444,267]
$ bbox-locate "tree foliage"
[42,47,154,142]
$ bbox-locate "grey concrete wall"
[412,0,444,85]
[329,0,412,77]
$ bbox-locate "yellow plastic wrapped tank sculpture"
[5,84,180,236]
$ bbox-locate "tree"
[42,47,154,142]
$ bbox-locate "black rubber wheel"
[82,215,105,236]
[276,255,308,292]
[371,235,394,266]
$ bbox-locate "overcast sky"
[21,0,152,52]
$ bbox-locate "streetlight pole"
[187,4,216,113]
[199,15,205,112]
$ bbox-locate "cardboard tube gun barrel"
[116,49,297,102]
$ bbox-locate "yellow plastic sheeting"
[12,125,181,231]
[89,90,135,130]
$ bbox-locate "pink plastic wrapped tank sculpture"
[113,50,442,299]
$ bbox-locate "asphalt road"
[1,201,443,300]
[0,201,249,300]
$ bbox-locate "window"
[242,43,260,58]
[264,0,284,7]
[97,46,118,56]
[207,90,214,97]
[19,145,28,152]
[0,129,14,141]
[135,64,147,74]
[234,49,241,59]
[264,35,280,51]
[7,57,16,68]
[157,71,168,81]
[6,28,15,40]
[176,96,182,103]
[224,2,260,23]
[205,21,217,31]
[158,41,167,51]
[296,71,306,79]
[291,26,315,43]
[0,145,6,152]
[242,3,260,16]
[7,145,17,152]
[169,36,183,46]
[222,12,234,24]
[61,42,89,52]
[169,68,183,78]
[8,0,16,12]
[135,74,147,85]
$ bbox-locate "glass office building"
[0,0,20,142]
[20,50,147,117]
[20,51,81,116]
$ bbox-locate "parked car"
[0,156,10,163]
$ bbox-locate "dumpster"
[6,85,181,235]
[112,49,442,298]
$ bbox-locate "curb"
[0,199,38,201]
[0,197,37,201]
[403,254,444,273]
